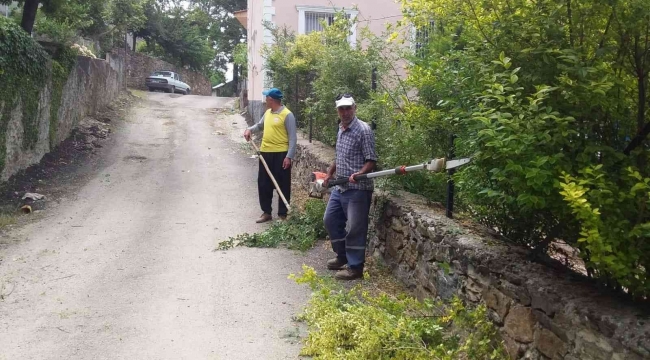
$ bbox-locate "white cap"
[335,97,355,108]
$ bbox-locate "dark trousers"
[258,151,291,216]
[323,189,373,270]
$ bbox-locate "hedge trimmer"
[308,157,471,198]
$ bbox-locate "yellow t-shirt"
[260,107,291,152]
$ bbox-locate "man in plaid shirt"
[322,94,377,280]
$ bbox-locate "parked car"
[145,70,192,95]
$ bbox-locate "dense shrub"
[263,1,650,298]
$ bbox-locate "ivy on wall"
[49,46,79,148]
[0,17,78,175]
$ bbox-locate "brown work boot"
[277,215,287,221]
[255,213,272,223]
[326,257,348,270]
[334,268,364,281]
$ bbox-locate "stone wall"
[289,132,650,360]
[113,50,211,96]
[1,53,124,182]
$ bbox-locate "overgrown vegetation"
[215,199,326,251]
[290,266,507,359]
[0,16,50,174]
[3,0,247,81]
[0,17,79,175]
[264,2,650,299]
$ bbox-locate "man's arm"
[323,162,336,188]
[350,128,378,183]
[349,160,376,183]
[326,162,336,178]
[360,128,378,163]
[284,113,297,159]
[248,116,265,133]
[243,116,264,141]
[358,161,376,175]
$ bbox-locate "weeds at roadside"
[289,265,508,359]
[0,212,16,229]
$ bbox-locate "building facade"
[242,0,404,120]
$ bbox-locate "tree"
[134,2,215,72]
[1,0,64,34]
[110,0,146,39]
[189,0,246,75]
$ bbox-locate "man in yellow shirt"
[243,88,297,223]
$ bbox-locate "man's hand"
[349,172,362,184]
[283,158,292,169]
[323,174,331,188]
[243,129,252,141]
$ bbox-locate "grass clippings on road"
[215,198,327,251]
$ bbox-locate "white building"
[237,0,404,120]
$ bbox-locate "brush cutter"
[308,157,471,199]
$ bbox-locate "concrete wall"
[112,50,211,96]
[1,53,124,182]
[289,132,650,360]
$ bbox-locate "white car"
[145,70,192,95]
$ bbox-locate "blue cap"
[262,88,283,100]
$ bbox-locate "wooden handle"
[249,140,291,212]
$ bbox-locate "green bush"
[398,0,650,298]
[561,166,650,295]
[290,266,508,359]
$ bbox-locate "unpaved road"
[0,92,313,360]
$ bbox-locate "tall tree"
[189,0,246,74]
[134,1,215,72]
[1,0,64,34]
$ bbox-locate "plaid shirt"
[335,117,378,192]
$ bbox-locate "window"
[413,20,435,59]
[152,71,173,78]
[297,6,359,46]
[304,12,336,34]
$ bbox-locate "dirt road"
[0,92,312,360]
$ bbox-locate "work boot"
[326,257,348,270]
[256,213,272,223]
[334,268,364,281]
[278,215,287,221]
